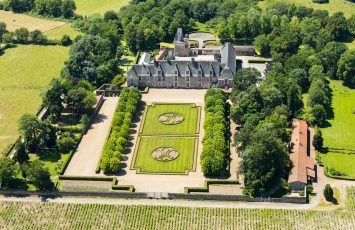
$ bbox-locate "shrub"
[201,89,228,176]
[306,185,314,194]
[57,137,76,152]
[324,184,333,201]
[312,0,329,3]
[100,87,141,173]
[60,35,72,46]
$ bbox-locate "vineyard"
[0,201,355,229]
[346,186,355,209]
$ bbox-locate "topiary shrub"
[324,184,333,201]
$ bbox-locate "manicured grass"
[44,23,82,40]
[258,0,355,17]
[74,0,129,15]
[194,22,217,35]
[1,201,355,229]
[321,151,355,178]
[0,10,65,32]
[321,81,355,150]
[133,137,196,173]
[29,151,71,176]
[0,45,69,154]
[141,104,199,135]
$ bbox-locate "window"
[186,70,189,75]
[139,76,142,82]
[210,70,213,75]
[186,82,190,88]
[175,76,177,81]
[198,70,202,75]
[175,70,178,75]
[147,70,150,75]
[158,70,161,75]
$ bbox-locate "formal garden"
[132,103,200,174]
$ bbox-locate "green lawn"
[321,81,355,150]
[141,104,200,135]
[74,0,130,15]
[30,151,71,176]
[44,23,82,40]
[0,45,69,154]
[321,151,355,179]
[133,137,196,174]
[258,0,355,17]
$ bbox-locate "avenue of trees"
[201,89,229,176]
[0,0,76,19]
[100,87,141,174]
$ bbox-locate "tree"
[313,129,324,151]
[337,49,355,88]
[287,81,303,116]
[42,79,64,119]
[326,12,349,41]
[0,22,6,43]
[60,34,72,46]
[14,143,29,164]
[29,30,47,44]
[61,0,76,19]
[0,157,18,188]
[312,104,327,126]
[318,42,347,79]
[66,87,96,115]
[57,137,76,152]
[232,68,261,100]
[239,129,291,197]
[254,34,270,56]
[22,160,53,190]
[14,28,29,44]
[289,68,309,92]
[323,184,333,201]
[18,114,42,152]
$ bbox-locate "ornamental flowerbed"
[201,89,229,176]
[99,87,141,174]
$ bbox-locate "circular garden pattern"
[159,113,184,125]
[152,147,180,161]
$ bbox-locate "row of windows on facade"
[150,79,231,88]
[144,69,214,76]
[138,75,214,82]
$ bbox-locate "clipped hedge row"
[201,89,229,176]
[184,180,238,194]
[100,87,141,174]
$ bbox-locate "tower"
[173,28,189,57]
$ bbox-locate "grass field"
[141,104,199,135]
[74,0,129,15]
[133,137,196,173]
[0,10,65,32]
[44,23,82,40]
[258,0,355,17]
[0,45,69,153]
[321,81,355,150]
[321,151,355,178]
[0,201,355,229]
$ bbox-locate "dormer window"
[210,70,213,75]
[198,70,202,75]
[147,70,150,75]
[175,70,178,75]
[186,70,189,75]
[158,70,162,75]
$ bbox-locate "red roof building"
[288,119,316,191]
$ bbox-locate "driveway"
[189,32,216,48]
[65,97,118,176]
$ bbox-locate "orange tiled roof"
[288,119,315,184]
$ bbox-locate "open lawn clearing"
[44,23,82,40]
[133,137,197,174]
[258,0,355,17]
[0,10,65,32]
[141,104,200,135]
[1,201,355,229]
[321,80,355,150]
[321,151,355,179]
[0,45,68,153]
[74,0,129,16]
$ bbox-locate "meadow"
[0,10,64,32]
[0,45,69,153]
[74,0,130,16]
[44,23,82,40]
[258,0,355,17]
[0,201,354,229]
[133,137,196,174]
[346,186,355,209]
[321,81,355,150]
[141,104,200,135]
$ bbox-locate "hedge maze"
[132,103,200,174]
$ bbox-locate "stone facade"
[127,28,236,89]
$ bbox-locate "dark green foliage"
[312,0,329,3]
[323,184,334,201]
[100,87,141,174]
[13,143,29,164]
[0,157,18,187]
[57,136,76,152]
[6,0,75,18]
[201,89,228,176]
[22,160,54,190]
[312,104,327,126]
[337,49,355,88]
[0,22,6,43]
[318,42,347,79]
[326,12,350,41]
[60,35,72,46]
[313,129,324,151]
